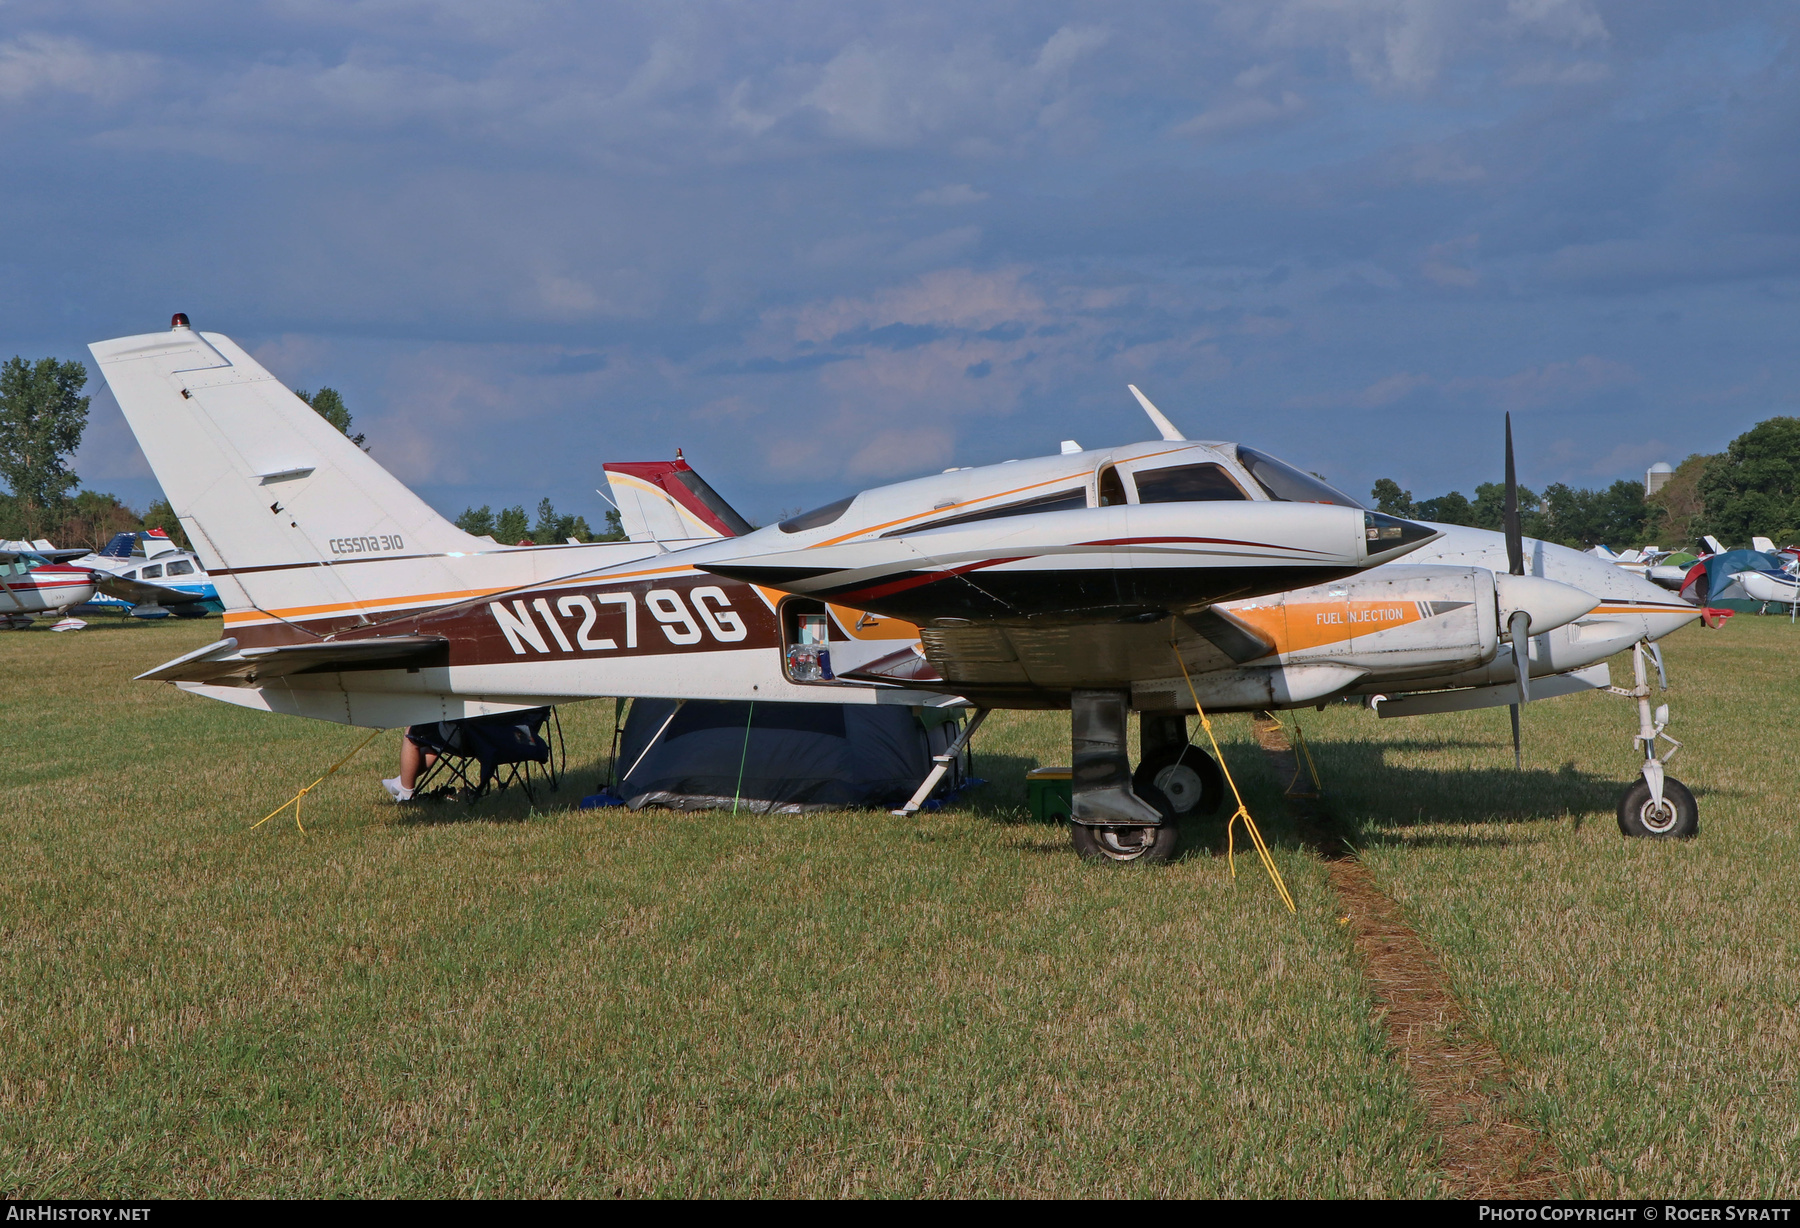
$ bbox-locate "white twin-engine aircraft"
[94,317,1700,861]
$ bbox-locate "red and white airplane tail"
[602,458,751,544]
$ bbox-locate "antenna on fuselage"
[1127,385,1186,442]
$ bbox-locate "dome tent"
[611,698,968,814]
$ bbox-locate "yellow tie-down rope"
[1259,711,1324,798]
[1171,645,1297,914]
[252,727,387,833]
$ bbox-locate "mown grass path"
[1,615,1792,1196]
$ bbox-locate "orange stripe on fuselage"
[221,563,703,626]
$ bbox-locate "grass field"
[1,613,1795,1197]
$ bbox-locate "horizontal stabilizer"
[138,634,449,684]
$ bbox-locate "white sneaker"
[381,777,414,802]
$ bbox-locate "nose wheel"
[1617,776,1698,839]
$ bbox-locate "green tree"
[455,505,496,537]
[294,387,367,450]
[531,497,593,544]
[1698,416,1800,547]
[1415,490,1475,526]
[142,497,192,550]
[495,504,530,544]
[597,508,628,541]
[1644,453,1716,550]
[0,357,90,539]
[1370,478,1414,517]
[1533,480,1648,549]
[56,490,142,554]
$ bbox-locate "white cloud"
[787,267,1046,343]
[915,184,989,206]
[801,25,1108,148]
[1421,234,1480,286]
[0,33,154,104]
[1175,90,1305,139]
[1308,354,1639,410]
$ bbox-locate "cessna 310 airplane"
[93,316,1700,861]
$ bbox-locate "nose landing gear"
[1610,640,1697,839]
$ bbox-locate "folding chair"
[410,707,565,804]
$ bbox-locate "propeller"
[1504,412,1526,770]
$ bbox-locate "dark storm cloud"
[2,1,1795,521]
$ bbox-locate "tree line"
[454,500,625,545]
[1370,416,1800,551]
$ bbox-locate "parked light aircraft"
[0,543,97,630]
[71,529,223,619]
[94,317,1699,860]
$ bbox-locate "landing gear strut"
[1068,690,1183,864]
[1611,640,1697,839]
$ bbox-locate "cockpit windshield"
[1234,446,1364,508]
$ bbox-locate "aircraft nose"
[1362,511,1438,563]
[1494,573,1601,636]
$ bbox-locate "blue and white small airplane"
[72,528,223,619]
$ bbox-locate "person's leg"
[385,733,434,801]
[400,736,425,790]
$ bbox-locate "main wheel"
[1616,776,1698,839]
[1069,784,1181,864]
[1133,745,1224,817]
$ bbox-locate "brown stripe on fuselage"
[223,573,785,662]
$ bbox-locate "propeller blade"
[1509,608,1531,706]
[1504,412,1524,576]
[1649,641,1669,690]
[1509,702,1522,771]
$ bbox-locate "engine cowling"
[1220,564,1501,681]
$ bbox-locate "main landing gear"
[1610,640,1697,839]
[1067,690,1225,864]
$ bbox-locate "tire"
[1069,784,1181,864]
[1616,776,1698,839]
[1133,745,1224,817]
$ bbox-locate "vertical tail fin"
[90,321,485,613]
[603,458,751,543]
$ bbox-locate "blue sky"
[4,1,1796,526]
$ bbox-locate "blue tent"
[612,699,966,814]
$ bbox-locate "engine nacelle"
[1220,564,1501,682]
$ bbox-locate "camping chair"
[410,707,565,804]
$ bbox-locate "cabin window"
[779,495,856,534]
[1097,466,1127,507]
[1132,462,1249,504]
[1235,446,1363,508]
[166,560,195,576]
[141,564,163,579]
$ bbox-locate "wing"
[137,635,450,685]
[93,574,211,607]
